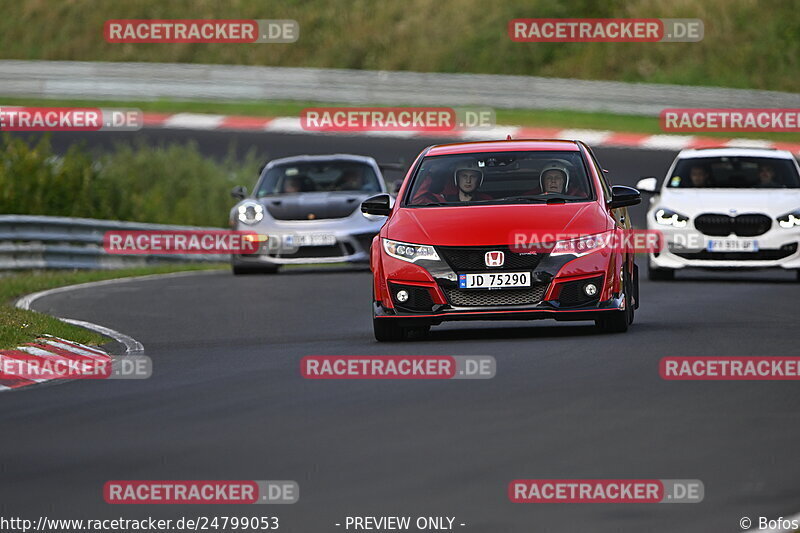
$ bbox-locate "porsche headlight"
[777,211,800,229]
[382,239,440,263]
[237,202,264,225]
[655,208,689,228]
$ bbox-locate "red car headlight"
[382,238,440,263]
[550,231,612,257]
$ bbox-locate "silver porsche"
[229,154,392,274]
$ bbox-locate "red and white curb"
[142,112,800,154]
[0,335,110,391]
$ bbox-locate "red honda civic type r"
[361,139,642,341]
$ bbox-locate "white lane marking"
[558,129,612,145]
[263,116,306,133]
[17,346,65,358]
[42,340,108,360]
[61,319,143,355]
[15,269,217,356]
[41,335,110,357]
[359,130,419,138]
[162,113,225,129]
[725,138,774,148]
[0,353,48,382]
[459,126,521,141]
[641,135,696,150]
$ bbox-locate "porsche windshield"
[257,161,381,196]
[667,156,800,189]
[405,151,594,206]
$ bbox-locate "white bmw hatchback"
[637,148,800,281]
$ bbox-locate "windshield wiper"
[493,196,547,204]
[414,201,450,207]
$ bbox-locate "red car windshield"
[405,151,594,206]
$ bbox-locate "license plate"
[283,233,336,247]
[458,271,531,289]
[706,239,758,252]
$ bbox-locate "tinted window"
[257,161,381,196]
[405,151,593,206]
[668,156,800,189]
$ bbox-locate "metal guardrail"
[0,215,228,270]
[1,60,799,116]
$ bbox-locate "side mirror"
[635,177,658,193]
[231,185,248,200]
[361,193,392,216]
[608,185,641,209]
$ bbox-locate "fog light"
[396,290,409,303]
[583,283,598,297]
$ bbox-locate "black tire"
[796,270,800,282]
[405,325,431,340]
[648,262,675,281]
[373,316,430,342]
[595,311,628,333]
[373,316,405,342]
[596,269,633,333]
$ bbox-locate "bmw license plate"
[706,239,758,252]
[283,233,336,247]
[458,271,531,289]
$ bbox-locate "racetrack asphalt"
[1,129,798,532]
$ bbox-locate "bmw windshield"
[405,151,594,206]
[667,156,800,189]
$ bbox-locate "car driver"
[448,162,492,202]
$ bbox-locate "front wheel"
[373,316,404,342]
[595,311,628,333]
[596,270,633,333]
[373,316,430,342]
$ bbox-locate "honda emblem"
[485,251,504,267]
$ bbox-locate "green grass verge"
[0,265,222,350]
[4,97,800,143]
[0,133,262,227]
[0,0,797,93]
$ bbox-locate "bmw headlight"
[777,210,800,229]
[655,208,689,228]
[383,239,440,263]
[237,202,264,225]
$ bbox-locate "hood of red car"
[386,202,610,246]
